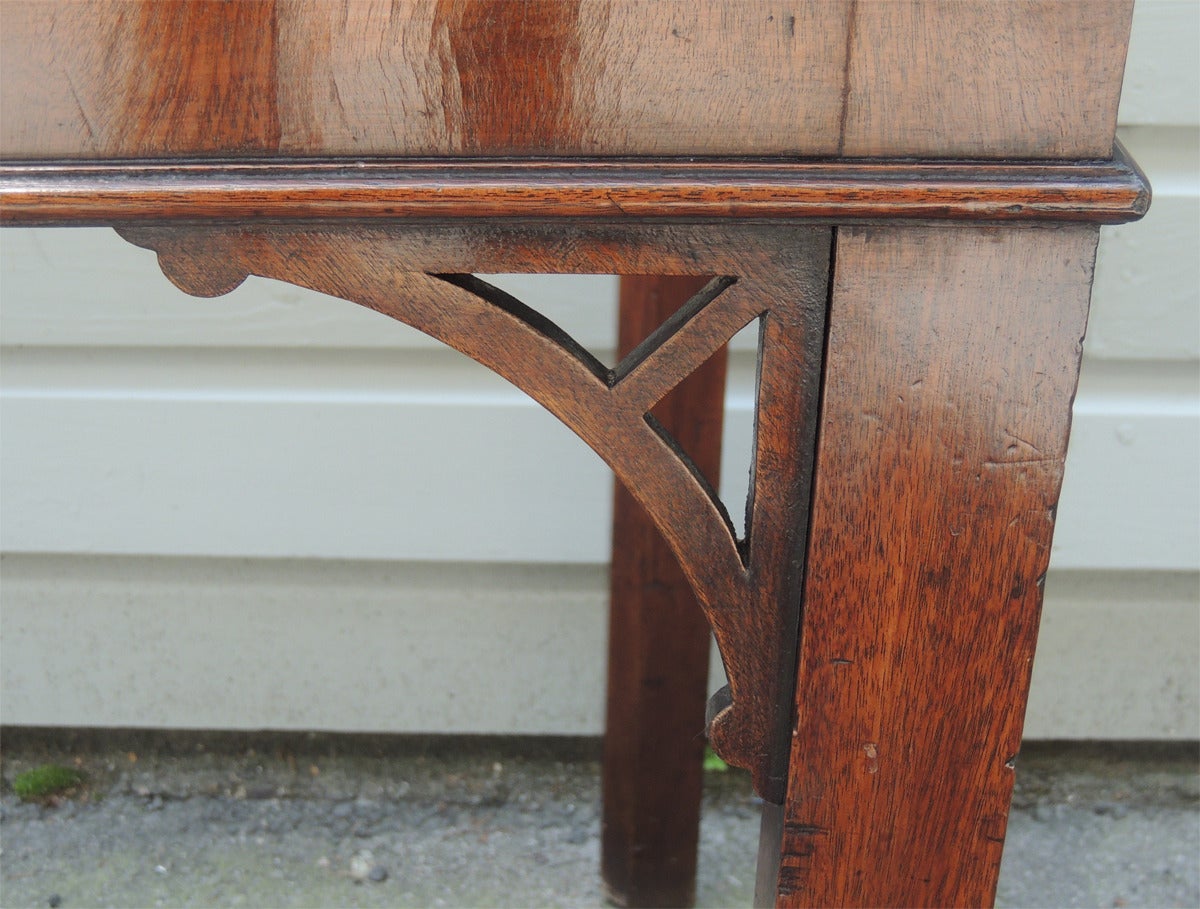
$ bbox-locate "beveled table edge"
[0,142,1148,226]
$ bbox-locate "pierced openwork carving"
[115,222,830,802]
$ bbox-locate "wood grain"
[0,0,279,157]
[569,0,848,157]
[0,0,1133,160]
[602,276,721,909]
[0,153,1150,226]
[111,221,829,798]
[842,0,1134,157]
[768,225,1101,908]
[274,0,850,156]
[435,0,583,152]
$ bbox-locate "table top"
[2,0,1132,161]
[0,1,1147,229]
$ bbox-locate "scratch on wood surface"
[835,0,858,156]
[1004,430,1043,453]
[64,74,97,149]
[984,456,1057,468]
[785,823,828,837]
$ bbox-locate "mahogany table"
[0,2,1148,906]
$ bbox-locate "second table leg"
[601,275,726,908]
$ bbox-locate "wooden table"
[0,2,1148,906]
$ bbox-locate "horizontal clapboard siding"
[1,345,1195,573]
[2,1,1196,738]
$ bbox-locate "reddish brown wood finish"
[0,4,1146,904]
[0,0,280,158]
[840,0,1132,158]
[0,0,1132,160]
[768,225,1101,908]
[602,276,722,909]
[273,0,850,158]
[430,0,584,153]
[113,222,829,799]
[123,1,281,155]
[0,153,1150,226]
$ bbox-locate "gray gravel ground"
[0,732,1195,909]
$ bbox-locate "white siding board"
[1118,0,1200,127]
[2,350,1194,571]
[1055,400,1199,572]
[0,382,613,563]
[1090,128,1200,361]
[0,234,621,352]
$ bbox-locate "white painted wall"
[2,1,1197,739]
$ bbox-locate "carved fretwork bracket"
[115,222,830,803]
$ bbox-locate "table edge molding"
[0,144,1149,226]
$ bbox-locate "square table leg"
[764,225,1101,908]
[601,275,725,908]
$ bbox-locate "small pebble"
[348,850,375,881]
[367,865,388,883]
[48,896,62,908]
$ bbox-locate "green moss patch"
[11,764,85,801]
